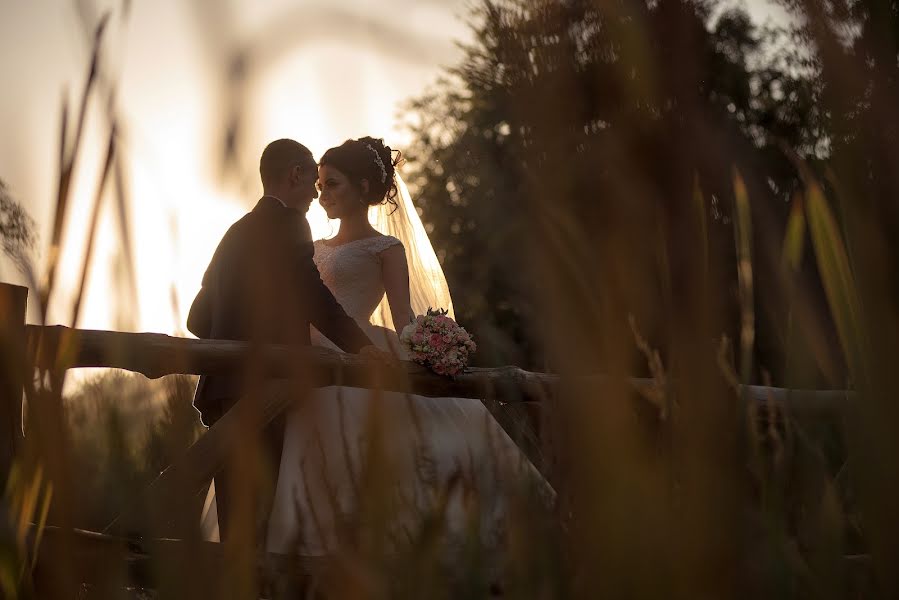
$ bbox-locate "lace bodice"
[313,235,403,324]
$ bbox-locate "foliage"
[0,180,37,279]
[774,1,899,595]
[64,372,203,531]
[404,0,836,385]
[397,0,899,596]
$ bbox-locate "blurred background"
[0,0,472,335]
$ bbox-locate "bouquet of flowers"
[399,308,477,377]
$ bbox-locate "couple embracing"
[188,137,549,559]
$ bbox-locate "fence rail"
[25,323,853,414]
[25,323,555,402]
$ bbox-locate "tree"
[404,0,834,385]
[0,179,36,278]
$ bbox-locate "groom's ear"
[360,179,370,195]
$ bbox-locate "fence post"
[0,282,27,480]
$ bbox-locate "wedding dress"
[262,235,551,556]
[200,175,551,559]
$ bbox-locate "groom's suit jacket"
[187,196,370,426]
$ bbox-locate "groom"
[187,138,375,542]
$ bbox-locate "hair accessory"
[364,143,388,184]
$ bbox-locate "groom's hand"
[359,344,399,367]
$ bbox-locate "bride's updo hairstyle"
[320,137,401,209]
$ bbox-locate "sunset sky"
[0,0,783,336]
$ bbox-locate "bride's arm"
[380,244,414,333]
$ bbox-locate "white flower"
[400,322,416,343]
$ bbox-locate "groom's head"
[260,139,318,211]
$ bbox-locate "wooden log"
[741,384,853,420]
[26,324,559,403]
[25,324,855,417]
[0,283,27,478]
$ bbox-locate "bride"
[203,137,550,561]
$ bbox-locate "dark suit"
[187,195,370,541]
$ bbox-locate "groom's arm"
[187,255,219,339]
[187,232,232,339]
[290,220,372,353]
[186,285,212,338]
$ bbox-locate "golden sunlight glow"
[26,15,454,341]
[251,41,417,243]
